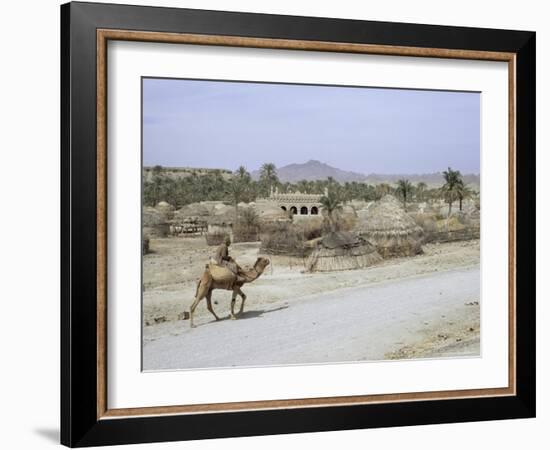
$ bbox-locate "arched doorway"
[280,206,287,211]
[311,206,319,215]
[290,206,297,215]
[300,206,308,215]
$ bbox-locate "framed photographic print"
[61,2,536,447]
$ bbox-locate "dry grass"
[413,211,480,244]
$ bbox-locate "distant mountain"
[251,160,367,183]
[251,160,479,188]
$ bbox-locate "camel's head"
[255,256,270,272]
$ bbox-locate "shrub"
[233,208,260,242]
[260,222,308,257]
[295,219,324,241]
[237,208,260,228]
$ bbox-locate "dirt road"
[143,266,480,371]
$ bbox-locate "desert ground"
[142,237,480,370]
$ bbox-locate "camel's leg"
[189,295,203,328]
[237,288,247,315]
[205,291,220,321]
[230,290,238,320]
[189,274,210,328]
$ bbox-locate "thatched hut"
[170,203,209,236]
[155,201,175,220]
[207,205,235,231]
[257,204,290,225]
[174,202,211,220]
[306,231,382,272]
[357,195,423,258]
[204,205,235,246]
[143,206,169,237]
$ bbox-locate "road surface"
[143,266,480,370]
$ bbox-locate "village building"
[256,187,326,217]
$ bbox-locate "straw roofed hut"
[357,194,423,258]
[155,201,175,220]
[203,204,235,245]
[306,231,382,272]
[143,206,169,237]
[171,203,209,235]
[207,205,235,227]
[174,202,211,220]
[257,204,290,224]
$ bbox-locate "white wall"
[0,1,546,449]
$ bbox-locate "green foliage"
[143,164,471,211]
[319,188,343,232]
[455,180,473,211]
[396,179,413,209]
[143,169,232,208]
[237,207,260,228]
[441,167,463,215]
[259,163,279,197]
[374,183,391,200]
[416,182,427,202]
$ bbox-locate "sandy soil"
[142,237,480,368]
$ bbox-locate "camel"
[188,256,270,328]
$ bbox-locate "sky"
[142,78,480,175]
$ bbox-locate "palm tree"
[319,189,343,232]
[343,182,354,203]
[234,166,253,202]
[236,165,250,181]
[396,179,413,210]
[455,180,472,211]
[296,180,309,194]
[441,167,462,216]
[375,183,391,200]
[151,170,165,205]
[227,176,246,218]
[238,207,259,228]
[259,163,278,196]
[416,182,427,202]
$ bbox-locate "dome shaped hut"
[155,201,175,220]
[257,204,291,224]
[306,231,382,272]
[357,194,424,258]
[156,201,172,208]
[174,202,210,220]
[143,206,169,237]
[205,204,235,246]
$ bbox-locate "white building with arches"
[257,187,326,218]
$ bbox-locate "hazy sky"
[143,78,480,174]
